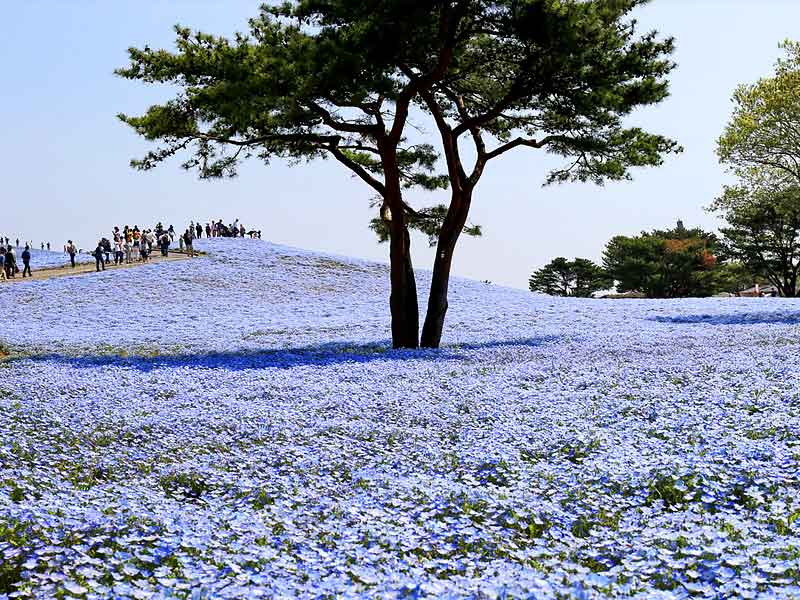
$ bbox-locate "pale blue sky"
[1,1,797,287]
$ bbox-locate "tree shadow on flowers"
[25,337,558,373]
[651,312,800,326]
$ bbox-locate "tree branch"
[308,101,379,135]
[484,136,558,161]
[326,144,386,195]
[388,2,465,143]
[194,131,342,147]
[416,85,468,187]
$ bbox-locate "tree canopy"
[118,0,679,347]
[709,182,800,297]
[718,41,800,183]
[715,39,800,297]
[602,223,719,298]
[529,257,611,297]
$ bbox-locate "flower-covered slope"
[3,248,92,270]
[1,238,799,599]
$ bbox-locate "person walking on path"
[124,237,133,264]
[65,240,77,267]
[93,241,106,272]
[159,232,170,257]
[7,246,18,278]
[114,238,124,265]
[183,229,194,257]
[140,237,150,262]
[0,248,6,281]
[21,246,32,278]
[100,238,112,265]
[205,223,211,238]
[196,223,203,239]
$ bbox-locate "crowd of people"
[0,244,32,280]
[1,218,261,279]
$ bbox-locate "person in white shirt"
[114,239,124,265]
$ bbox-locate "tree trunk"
[420,191,471,348]
[388,222,419,348]
[383,149,420,349]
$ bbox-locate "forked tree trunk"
[420,191,472,348]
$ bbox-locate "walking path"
[3,251,199,284]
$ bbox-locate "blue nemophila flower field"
[4,248,93,270]
[1,239,799,599]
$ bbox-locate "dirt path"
[1,251,200,283]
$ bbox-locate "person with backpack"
[21,245,32,278]
[159,232,170,257]
[102,238,112,265]
[93,241,106,272]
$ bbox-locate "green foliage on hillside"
[529,258,611,297]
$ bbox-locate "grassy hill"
[1,239,799,598]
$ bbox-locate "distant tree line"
[530,220,762,298]
[533,40,800,299]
